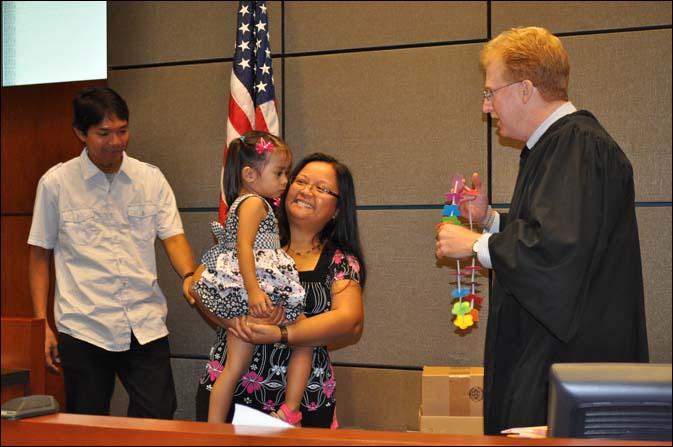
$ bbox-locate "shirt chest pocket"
[61,208,99,246]
[127,204,158,242]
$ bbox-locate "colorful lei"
[439,174,484,332]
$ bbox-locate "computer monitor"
[547,363,672,441]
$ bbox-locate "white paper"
[232,403,293,428]
[501,425,548,438]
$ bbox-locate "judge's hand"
[436,222,480,259]
[459,172,489,225]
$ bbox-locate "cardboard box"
[421,366,484,416]
[418,407,484,435]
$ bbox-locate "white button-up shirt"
[28,149,184,351]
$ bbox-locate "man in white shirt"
[28,87,196,418]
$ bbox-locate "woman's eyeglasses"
[291,177,339,198]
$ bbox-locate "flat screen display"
[547,363,672,441]
[2,1,106,86]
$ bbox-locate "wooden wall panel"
[108,63,234,209]
[492,1,672,35]
[1,80,105,320]
[284,45,487,206]
[108,1,283,67]
[0,216,44,318]
[284,1,486,53]
[1,318,46,399]
[1,79,106,414]
[1,80,106,215]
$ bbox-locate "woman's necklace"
[287,241,322,258]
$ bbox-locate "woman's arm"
[240,280,364,347]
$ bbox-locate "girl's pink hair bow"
[255,137,274,155]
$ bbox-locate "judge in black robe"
[484,110,649,434]
[436,26,649,436]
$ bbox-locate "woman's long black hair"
[278,153,366,289]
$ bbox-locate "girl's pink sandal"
[274,403,302,426]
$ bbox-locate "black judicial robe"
[483,111,649,435]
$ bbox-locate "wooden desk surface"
[2,413,670,446]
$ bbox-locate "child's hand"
[248,288,273,318]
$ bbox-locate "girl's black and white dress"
[193,193,304,321]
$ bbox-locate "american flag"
[220,0,279,222]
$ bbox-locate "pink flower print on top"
[263,400,276,411]
[307,402,318,412]
[242,371,264,394]
[347,256,360,272]
[334,271,345,281]
[322,376,336,399]
[206,360,223,382]
[333,249,344,264]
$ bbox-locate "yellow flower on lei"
[454,314,474,330]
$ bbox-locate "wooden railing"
[2,413,670,446]
[1,318,45,404]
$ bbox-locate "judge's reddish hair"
[480,26,569,102]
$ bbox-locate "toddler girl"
[193,131,309,426]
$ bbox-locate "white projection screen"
[2,1,106,86]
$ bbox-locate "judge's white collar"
[526,101,577,150]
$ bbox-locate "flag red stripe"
[254,107,270,133]
[228,95,253,137]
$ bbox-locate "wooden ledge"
[2,413,670,446]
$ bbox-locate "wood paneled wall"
[1,79,107,409]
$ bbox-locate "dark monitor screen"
[547,363,672,441]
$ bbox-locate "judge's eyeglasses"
[483,80,523,101]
